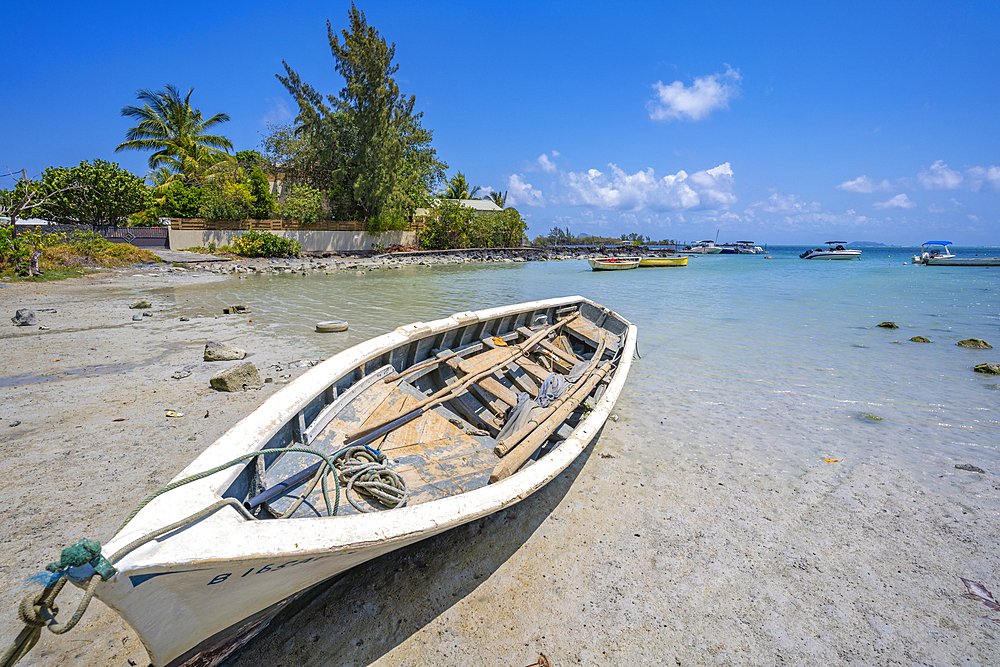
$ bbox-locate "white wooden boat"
[912,241,1000,266]
[588,257,642,270]
[17,296,636,667]
[638,255,689,267]
[800,242,862,260]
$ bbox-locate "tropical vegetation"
[115,84,234,188]
[274,2,447,232]
[419,200,526,250]
[441,172,480,200]
[230,230,300,257]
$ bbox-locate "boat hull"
[800,250,862,260]
[588,257,641,270]
[638,256,688,267]
[924,257,1000,266]
[83,296,637,667]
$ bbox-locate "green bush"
[419,201,526,250]
[159,182,203,218]
[230,230,300,257]
[0,225,65,275]
[199,178,255,220]
[277,184,324,224]
[246,168,275,219]
[39,159,152,225]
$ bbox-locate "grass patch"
[0,268,105,283]
[1,230,159,281]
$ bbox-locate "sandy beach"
[2,264,999,667]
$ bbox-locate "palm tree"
[487,190,507,208]
[115,84,234,185]
[442,171,480,200]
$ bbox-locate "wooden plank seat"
[264,376,499,518]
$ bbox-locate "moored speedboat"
[682,241,723,254]
[588,257,642,270]
[6,297,637,667]
[912,241,1000,266]
[800,242,862,260]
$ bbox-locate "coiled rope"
[2,444,407,666]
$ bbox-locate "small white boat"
[912,241,1000,266]
[800,242,862,260]
[11,297,636,667]
[681,241,723,254]
[735,241,765,254]
[588,257,642,270]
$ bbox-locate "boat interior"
[222,300,628,520]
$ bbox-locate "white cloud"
[837,175,892,193]
[755,192,820,215]
[537,154,558,173]
[873,194,916,209]
[968,214,980,222]
[507,174,544,207]
[918,160,963,190]
[560,162,736,212]
[260,97,293,126]
[648,66,742,122]
[965,165,1000,192]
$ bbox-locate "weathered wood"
[516,326,580,366]
[494,335,607,457]
[490,361,614,483]
[444,357,518,408]
[343,314,577,443]
[512,356,550,385]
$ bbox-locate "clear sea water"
[160,246,1000,493]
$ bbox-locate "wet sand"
[1,266,998,667]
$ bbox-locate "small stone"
[222,305,250,315]
[204,341,247,362]
[958,338,992,349]
[9,421,21,427]
[180,316,190,322]
[170,369,192,380]
[877,321,898,329]
[142,311,153,317]
[974,362,1000,375]
[38,325,49,330]
[11,309,36,326]
[132,314,143,321]
[909,336,930,343]
[129,299,152,309]
[210,362,264,392]
[264,377,273,383]
[955,463,986,474]
[861,413,884,421]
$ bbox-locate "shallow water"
[153,247,1000,494]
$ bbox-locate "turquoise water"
[158,247,1000,492]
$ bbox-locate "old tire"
[316,320,349,333]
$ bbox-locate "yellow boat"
[638,255,689,268]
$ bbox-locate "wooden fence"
[169,218,426,232]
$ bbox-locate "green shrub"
[246,168,276,219]
[199,179,255,220]
[0,226,65,275]
[159,182,203,218]
[419,201,526,250]
[39,159,152,225]
[230,230,300,257]
[277,184,323,224]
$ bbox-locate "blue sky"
[3,1,998,245]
